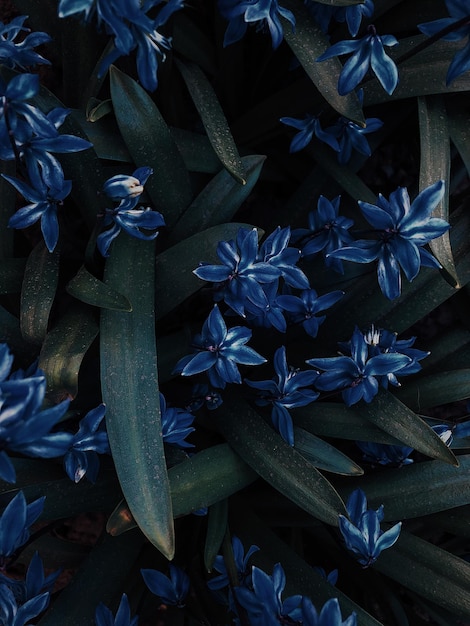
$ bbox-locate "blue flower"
[418,0,470,85]
[356,440,414,466]
[103,166,153,207]
[0,365,70,483]
[58,0,184,92]
[95,593,138,626]
[317,25,399,95]
[235,563,302,626]
[208,536,259,591]
[0,552,59,606]
[306,327,412,406]
[301,596,357,626]
[4,170,72,252]
[303,1,336,34]
[246,346,319,446]
[328,181,450,299]
[97,205,165,257]
[160,393,195,449]
[291,195,355,274]
[173,305,266,389]
[0,584,49,626]
[0,16,51,70]
[322,115,383,165]
[187,384,223,411]
[0,491,45,560]
[276,288,344,338]
[244,281,287,333]
[280,114,340,153]
[257,226,310,290]
[218,0,295,49]
[63,404,110,483]
[98,165,164,256]
[339,488,401,567]
[193,227,281,317]
[141,564,190,608]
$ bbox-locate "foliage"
[1,0,470,624]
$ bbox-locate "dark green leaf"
[170,127,222,173]
[175,59,245,183]
[395,369,470,410]
[168,155,266,244]
[0,160,16,259]
[67,265,132,311]
[293,426,364,475]
[418,95,458,287]
[101,235,174,559]
[155,223,261,319]
[86,98,113,122]
[352,390,458,466]
[172,11,217,75]
[39,304,99,400]
[217,393,347,526]
[282,0,365,126]
[106,444,257,536]
[72,109,132,163]
[204,499,228,572]
[110,65,192,227]
[337,455,470,521]
[447,95,470,178]
[20,242,59,345]
[373,529,470,621]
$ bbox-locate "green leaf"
[282,0,365,126]
[217,393,347,526]
[0,160,16,259]
[447,94,470,178]
[100,235,174,559]
[338,455,470,522]
[373,529,470,621]
[86,98,113,122]
[72,109,132,163]
[37,530,145,626]
[172,11,217,76]
[175,59,246,183]
[204,499,228,572]
[67,265,132,311]
[293,426,364,475]
[418,95,458,287]
[395,369,470,411]
[0,258,26,294]
[109,65,192,227]
[20,242,59,345]
[155,223,261,319]
[351,390,458,466]
[39,304,99,400]
[170,127,222,173]
[294,402,402,445]
[106,444,257,536]
[168,155,266,244]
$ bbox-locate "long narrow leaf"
[100,235,174,559]
[175,59,245,183]
[20,242,59,345]
[67,265,132,311]
[217,393,347,526]
[418,95,458,287]
[109,65,192,227]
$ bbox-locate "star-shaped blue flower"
[322,114,383,164]
[95,593,138,626]
[0,491,45,560]
[317,25,399,95]
[418,0,470,85]
[245,345,319,445]
[218,0,295,49]
[328,180,450,299]
[4,170,72,253]
[173,305,266,389]
[0,16,51,70]
[306,327,411,406]
[141,564,190,608]
[291,195,355,274]
[339,488,401,568]
[160,393,195,449]
[208,536,259,590]
[276,288,344,338]
[280,113,340,153]
[302,596,357,626]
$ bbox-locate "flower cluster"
[307,326,425,406]
[0,15,50,70]
[0,343,109,484]
[0,68,91,252]
[58,0,185,91]
[98,166,165,257]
